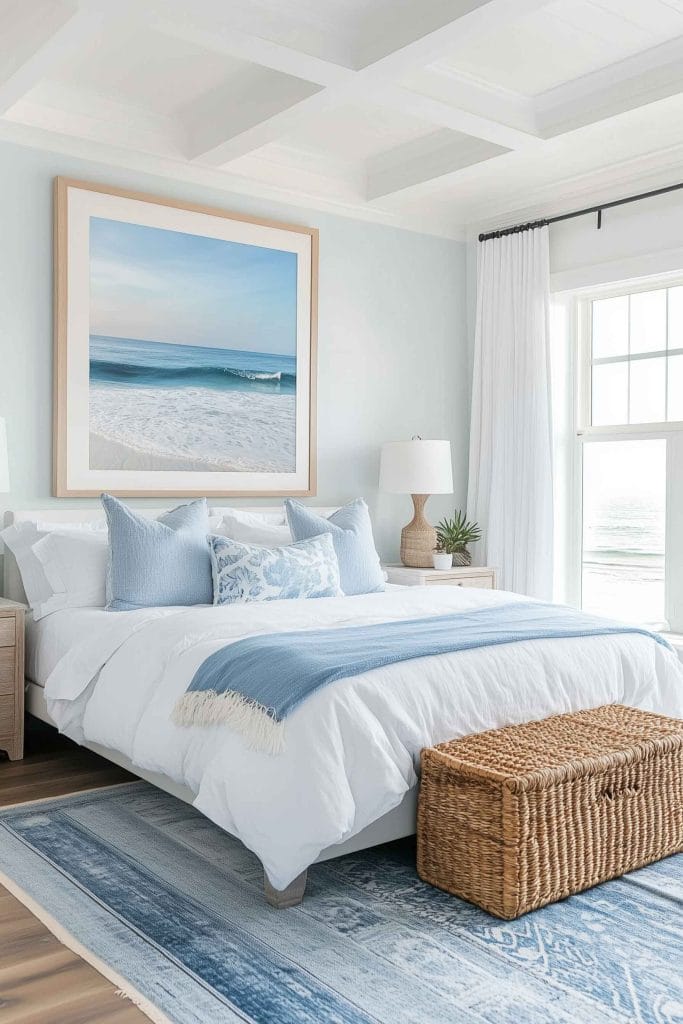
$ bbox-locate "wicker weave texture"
[417,705,683,920]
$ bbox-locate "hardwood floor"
[0,718,137,810]
[0,716,148,1023]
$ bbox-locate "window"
[556,277,683,632]
[588,287,683,428]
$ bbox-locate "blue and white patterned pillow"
[209,532,343,605]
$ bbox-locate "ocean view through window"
[582,440,666,628]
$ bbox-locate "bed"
[5,507,683,908]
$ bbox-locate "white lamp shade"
[0,418,8,493]
[379,439,453,494]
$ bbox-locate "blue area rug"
[0,782,681,1024]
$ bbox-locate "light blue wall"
[0,139,468,565]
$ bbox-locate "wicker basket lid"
[432,704,683,784]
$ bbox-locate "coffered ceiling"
[2,0,683,237]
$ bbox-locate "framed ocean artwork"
[53,178,317,496]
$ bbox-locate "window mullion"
[666,434,683,633]
[665,287,669,422]
[627,293,631,425]
[592,349,670,365]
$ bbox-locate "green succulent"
[435,509,481,554]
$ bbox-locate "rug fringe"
[113,986,171,1022]
[0,868,173,1024]
[173,690,285,754]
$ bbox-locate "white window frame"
[564,274,683,632]
[577,276,683,437]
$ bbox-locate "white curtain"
[467,226,553,599]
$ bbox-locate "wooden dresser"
[0,598,25,761]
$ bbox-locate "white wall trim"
[550,244,683,294]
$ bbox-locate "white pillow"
[213,509,293,548]
[33,530,108,617]
[0,520,107,619]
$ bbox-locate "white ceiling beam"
[0,3,104,117]
[185,0,548,165]
[425,63,538,134]
[189,73,540,169]
[536,35,683,137]
[371,84,540,151]
[151,16,354,89]
[366,130,507,200]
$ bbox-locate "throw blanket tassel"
[173,691,286,754]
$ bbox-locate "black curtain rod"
[478,180,683,242]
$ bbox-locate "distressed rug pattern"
[0,782,681,1024]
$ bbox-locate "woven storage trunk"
[417,704,683,920]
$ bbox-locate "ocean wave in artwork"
[89,335,297,395]
[91,358,295,388]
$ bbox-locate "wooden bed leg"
[264,869,308,908]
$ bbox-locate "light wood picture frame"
[54,177,318,497]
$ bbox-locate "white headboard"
[2,505,337,605]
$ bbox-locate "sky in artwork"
[89,216,298,355]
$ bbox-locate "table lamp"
[379,438,453,567]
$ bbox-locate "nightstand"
[384,565,497,589]
[0,598,26,761]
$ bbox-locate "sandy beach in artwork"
[89,382,296,473]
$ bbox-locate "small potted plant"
[434,510,482,568]
[432,538,453,571]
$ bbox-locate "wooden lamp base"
[400,494,437,568]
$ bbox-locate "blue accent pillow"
[102,494,213,610]
[285,498,384,596]
[209,532,342,605]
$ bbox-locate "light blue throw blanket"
[173,601,670,753]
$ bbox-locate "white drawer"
[427,575,493,589]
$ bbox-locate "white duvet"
[44,586,683,890]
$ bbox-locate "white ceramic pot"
[432,551,453,570]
